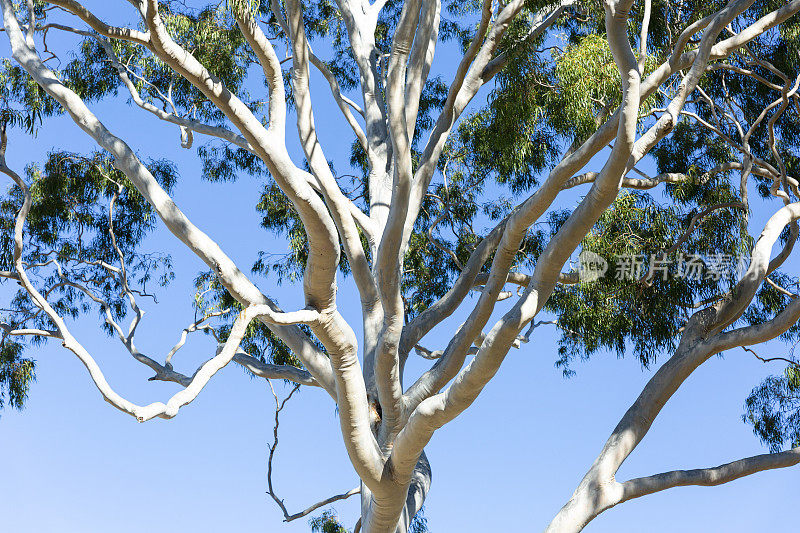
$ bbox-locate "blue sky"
[0,2,798,532]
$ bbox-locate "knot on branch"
[661,111,676,134]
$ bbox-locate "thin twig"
[742,346,800,369]
[265,382,360,522]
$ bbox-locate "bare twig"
[742,345,800,369]
[265,382,360,522]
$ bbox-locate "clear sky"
[0,2,798,532]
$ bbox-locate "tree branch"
[620,447,800,502]
[1,0,339,397]
[44,0,151,46]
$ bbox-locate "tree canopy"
[2,0,800,531]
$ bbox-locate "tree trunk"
[360,452,431,533]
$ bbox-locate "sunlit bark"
[3,0,800,531]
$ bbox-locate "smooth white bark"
[4,0,800,531]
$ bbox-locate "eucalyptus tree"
[2,0,800,531]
